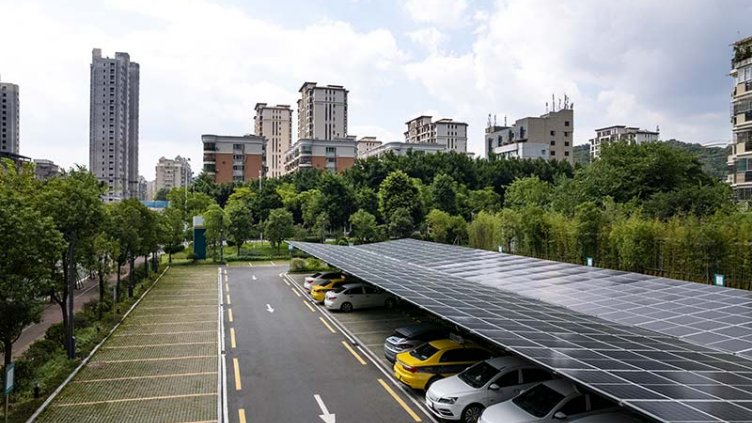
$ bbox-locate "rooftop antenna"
[656,125,660,133]
[493,114,497,126]
[487,113,492,128]
[504,115,507,126]
[546,101,549,113]
[552,94,556,112]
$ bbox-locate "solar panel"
[288,240,752,422]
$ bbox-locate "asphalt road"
[225,264,430,423]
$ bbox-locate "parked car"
[311,279,349,303]
[384,322,449,363]
[393,339,493,390]
[478,379,618,423]
[323,283,397,312]
[304,271,344,292]
[572,413,646,423]
[426,356,552,423]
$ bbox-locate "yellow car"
[310,278,348,303]
[393,339,492,390]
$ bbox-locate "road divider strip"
[341,341,367,365]
[226,294,231,305]
[238,409,247,423]
[230,328,236,349]
[303,301,316,313]
[290,287,301,297]
[319,317,336,334]
[228,308,233,322]
[378,378,422,422]
[233,358,242,391]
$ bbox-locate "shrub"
[186,252,197,262]
[44,323,65,347]
[164,244,185,254]
[289,258,305,272]
[305,258,323,270]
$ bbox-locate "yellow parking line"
[226,294,231,305]
[54,393,215,407]
[233,358,242,390]
[239,409,247,423]
[319,317,336,334]
[291,287,301,297]
[303,301,316,312]
[228,308,234,322]
[75,371,217,383]
[248,262,253,267]
[378,378,422,422]
[283,279,290,286]
[230,328,236,348]
[341,341,367,365]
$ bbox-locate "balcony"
[203,154,216,164]
[203,143,216,152]
[203,164,216,173]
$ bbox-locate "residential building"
[297,82,348,140]
[138,176,148,201]
[359,141,445,159]
[284,138,356,174]
[155,155,192,194]
[404,116,468,153]
[146,179,156,201]
[254,103,292,178]
[356,136,382,157]
[202,134,265,183]
[487,107,574,163]
[88,48,140,201]
[33,159,60,179]
[0,79,20,155]
[729,35,752,202]
[589,125,659,159]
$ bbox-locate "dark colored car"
[384,322,449,362]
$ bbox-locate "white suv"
[324,283,396,312]
[426,356,552,423]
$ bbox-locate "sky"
[1,0,750,179]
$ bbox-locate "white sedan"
[324,283,396,312]
[426,356,552,423]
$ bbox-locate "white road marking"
[252,275,257,281]
[266,304,275,313]
[314,394,336,423]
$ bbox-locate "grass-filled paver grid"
[36,265,220,423]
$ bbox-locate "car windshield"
[409,343,439,361]
[512,383,565,418]
[332,287,347,293]
[458,362,499,389]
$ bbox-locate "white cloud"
[407,28,447,54]
[403,0,469,28]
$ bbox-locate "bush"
[305,258,323,270]
[44,323,64,347]
[163,244,185,254]
[289,258,305,272]
[186,252,197,262]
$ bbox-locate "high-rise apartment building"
[356,136,383,157]
[89,48,140,202]
[155,155,192,194]
[0,79,20,155]
[284,138,357,174]
[589,125,659,159]
[729,35,752,202]
[202,134,265,183]
[297,82,348,140]
[404,116,468,153]
[486,106,574,163]
[254,103,292,178]
[33,159,60,180]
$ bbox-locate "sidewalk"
[13,258,146,358]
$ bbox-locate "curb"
[25,266,171,423]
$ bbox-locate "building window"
[550,140,556,146]
[564,141,570,147]
[550,131,555,136]
[550,151,556,156]
[564,151,570,156]
[564,121,570,127]
[564,132,570,137]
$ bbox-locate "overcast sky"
[1,0,750,178]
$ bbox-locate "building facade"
[202,134,265,183]
[284,138,356,174]
[356,136,383,157]
[589,125,659,159]
[359,141,445,159]
[89,48,140,201]
[33,159,60,180]
[155,155,192,194]
[254,103,292,178]
[297,82,348,140]
[404,116,468,153]
[0,79,20,155]
[729,35,752,202]
[487,107,574,163]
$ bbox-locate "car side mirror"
[553,411,567,420]
[488,383,500,391]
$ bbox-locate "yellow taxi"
[393,339,492,390]
[310,277,348,303]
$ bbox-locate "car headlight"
[438,397,457,404]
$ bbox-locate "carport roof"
[289,239,752,423]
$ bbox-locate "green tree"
[313,212,330,243]
[110,200,141,299]
[379,170,422,224]
[0,161,63,367]
[388,207,414,239]
[429,174,459,214]
[468,211,500,251]
[204,204,228,262]
[299,189,325,228]
[37,168,104,359]
[265,208,294,252]
[349,209,377,243]
[319,173,356,230]
[161,207,185,264]
[154,187,170,201]
[468,188,501,214]
[425,209,467,245]
[504,176,552,209]
[355,187,380,219]
[226,199,254,255]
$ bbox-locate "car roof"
[485,355,528,370]
[341,283,367,289]
[572,412,644,423]
[540,379,577,396]
[394,322,446,338]
[429,339,464,350]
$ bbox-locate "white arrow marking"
[252,275,257,281]
[314,394,335,423]
[266,304,274,313]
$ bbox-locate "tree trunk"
[169,249,173,264]
[128,258,135,298]
[115,263,121,303]
[98,258,106,319]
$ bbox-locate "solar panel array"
[289,240,752,423]
[359,239,752,358]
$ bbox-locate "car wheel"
[425,376,442,391]
[384,298,396,309]
[340,302,353,312]
[462,404,484,423]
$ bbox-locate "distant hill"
[572,140,729,180]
